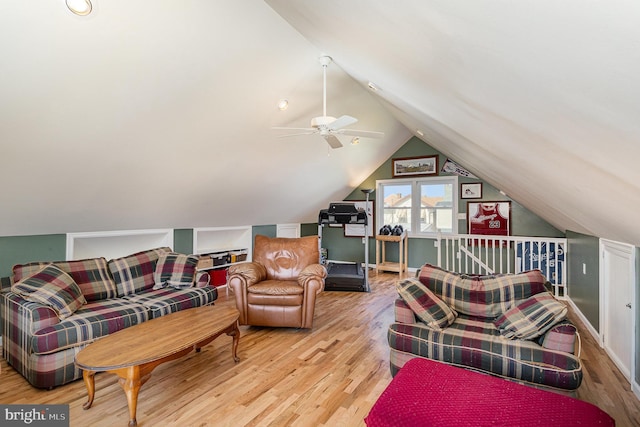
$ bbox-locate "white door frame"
[599,238,637,397]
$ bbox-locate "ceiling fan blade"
[276,132,317,138]
[272,126,316,131]
[323,134,343,149]
[328,115,358,130]
[337,129,385,138]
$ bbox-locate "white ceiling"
[1,1,639,246]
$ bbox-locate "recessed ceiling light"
[351,137,360,145]
[277,99,289,111]
[367,82,379,91]
[66,0,92,16]
[416,130,424,137]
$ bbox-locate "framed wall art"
[344,200,374,237]
[461,182,483,199]
[467,201,511,237]
[392,155,438,178]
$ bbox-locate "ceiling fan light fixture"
[277,99,289,111]
[66,0,92,15]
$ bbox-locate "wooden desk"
[375,231,408,273]
[75,305,240,427]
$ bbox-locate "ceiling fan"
[274,56,384,149]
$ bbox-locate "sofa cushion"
[30,299,149,354]
[108,247,171,296]
[14,258,117,302]
[397,278,457,330]
[494,292,568,339]
[418,264,547,318]
[12,265,87,320]
[387,314,583,390]
[152,252,199,290]
[122,286,218,319]
[539,322,577,354]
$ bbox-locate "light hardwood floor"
[1,271,639,426]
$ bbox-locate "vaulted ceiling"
[2,1,639,246]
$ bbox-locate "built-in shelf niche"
[193,226,252,258]
[66,229,174,261]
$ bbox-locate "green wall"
[319,136,564,269]
[0,234,66,278]
[174,229,193,254]
[1,229,196,278]
[566,230,600,331]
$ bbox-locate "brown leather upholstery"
[228,235,327,328]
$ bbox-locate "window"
[376,176,458,236]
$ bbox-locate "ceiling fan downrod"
[319,56,332,118]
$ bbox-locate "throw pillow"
[494,292,568,340]
[153,252,199,290]
[538,322,578,354]
[396,278,457,330]
[11,264,87,320]
[108,247,171,296]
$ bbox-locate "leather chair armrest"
[298,263,327,291]
[228,262,267,287]
[227,262,267,325]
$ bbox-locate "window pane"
[382,183,412,232]
[421,182,453,233]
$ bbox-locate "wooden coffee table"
[75,305,240,427]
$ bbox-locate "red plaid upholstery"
[14,258,117,302]
[152,252,199,290]
[1,246,219,389]
[108,247,171,296]
[388,305,583,390]
[388,264,582,391]
[396,278,457,330]
[11,265,86,320]
[418,264,547,318]
[495,292,568,339]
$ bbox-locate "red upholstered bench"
[366,358,614,427]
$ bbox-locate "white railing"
[435,233,567,299]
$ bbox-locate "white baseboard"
[566,297,601,345]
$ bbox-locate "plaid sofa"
[1,247,218,389]
[388,264,583,391]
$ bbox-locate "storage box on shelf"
[193,227,252,288]
[196,250,249,288]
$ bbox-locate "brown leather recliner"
[227,234,327,328]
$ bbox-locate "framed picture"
[344,200,375,237]
[461,182,483,199]
[467,201,511,237]
[392,155,438,178]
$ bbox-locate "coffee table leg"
[82,370,96,410]
[227,320,240,363]
[115,366,145,427]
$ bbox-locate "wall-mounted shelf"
[66,229,174,261]
[193,226,252,256]
[193,227,252,289]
